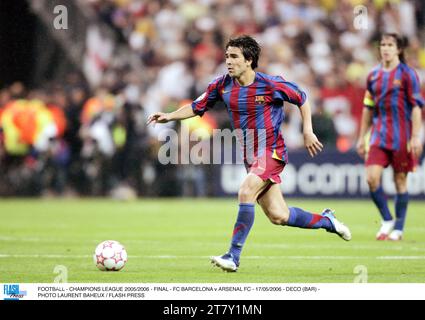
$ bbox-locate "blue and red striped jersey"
[365,63,424,151]
[191,72,307,163]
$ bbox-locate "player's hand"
[303,132,323,157]
[356,139,366,159]
[147,112,171,126]
[410,136,423,159]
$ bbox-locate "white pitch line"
[376,256,425,260]
[0,254,425,260]
[252,243,407,251]
[1,237,425,253]
[0,236,42,242]
[0,254,91,258]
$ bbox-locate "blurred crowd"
[0,74,156,198]
[1,0,425,197]
[90,0,425,149]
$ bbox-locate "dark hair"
[226,35,261,69]
[380,33,408,63]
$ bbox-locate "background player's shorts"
[244,154,286,184]
[366,145,417,173]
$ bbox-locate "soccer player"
[148,35,351,272]
[356,33,424,241]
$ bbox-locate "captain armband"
[363,97,375,109]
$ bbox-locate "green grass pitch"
[0,198,424,283]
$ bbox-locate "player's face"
[380,36,400,63]
[225,46,252,78]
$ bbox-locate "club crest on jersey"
[255,95,266,104]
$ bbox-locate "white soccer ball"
[93,240,128,271]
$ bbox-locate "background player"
[356,33,424,241]
[148,35,351,272]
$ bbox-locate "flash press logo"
[3,284,27,300]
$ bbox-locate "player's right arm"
[147,76,224,126]
[356,90,374,159]
[147,104,195,126]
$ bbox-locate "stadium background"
[1,0,425,199]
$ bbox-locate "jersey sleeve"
[272,76,307,107]
[366,71,374,93]
[191,76,224,117]
[405,68,424,108]
[363,72,376,110]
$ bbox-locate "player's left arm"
[274,77,323,157]
[411,106,423,158]
[299,100,324,157]
[405,68,424,158]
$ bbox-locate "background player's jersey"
[191,72,306,163]
[365,63,424,151]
